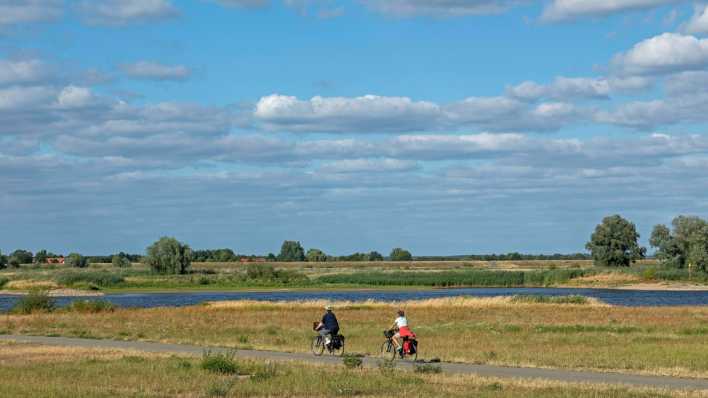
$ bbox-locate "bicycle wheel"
[330,337,344,356]
[380,340,396,361]
[311,336,325,356]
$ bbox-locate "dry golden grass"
[0,342,703,398]
[5,280,59,290]
[3,298,708,378]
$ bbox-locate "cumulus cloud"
[78,0,178,26]
[541,0,684,22]
[254,94,583,133]
[0,0,63,27]
[362,0,530,17]
[254,94,442,133]
[121,61,191,81]
[507,77,611,100]
[611,33,708,75]
[681,4,708,35]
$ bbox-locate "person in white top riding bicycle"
[390,309,414,355]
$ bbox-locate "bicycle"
[311,332,345,356]
[380,329,417,361]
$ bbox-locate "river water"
[2,287,708,311]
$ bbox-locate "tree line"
[2,214,707,273]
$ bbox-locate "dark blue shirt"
[322,312,339,331]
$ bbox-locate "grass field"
[0,341,702,398]
[3,259,705,293]
[3,297,708,378]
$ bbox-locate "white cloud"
[611,33,708,75]
[79,0,178,26]
[507,77,611,100]
[542,0,683,22]
[0,86,56,110]
[320,158,419,173]
[254,94,442,133]
[121,61,191,81]
[56,86,94,109]
[681,4,708,35]
[362,0,530,17]
[0,0,63,27]
[0,59,50,85]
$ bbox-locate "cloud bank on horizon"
[1,0,707,255]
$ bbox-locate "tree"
[144,237,192,274]
[390,248,413,261]
[0,250,6,269]
[651,216,708,271]
[111,254,132,268]
[278,241,305,262]
[266,253,277,261]
[368,251,384,261]
[586,215,645,267]
[9,249,33,265]
[306,248,327,262]
[34,250,48,264]
[66,253,89,268]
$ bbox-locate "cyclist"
[314,305,340,346]
[390,309,415,356]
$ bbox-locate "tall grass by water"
[317,269,593,287]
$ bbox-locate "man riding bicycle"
[314,305,340,347]
[390,309,415,356]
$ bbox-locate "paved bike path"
[1,334,706,391]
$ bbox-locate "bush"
[201,350,239,374]
[642,267,657,281]
[145,237,192,274]
[0,276,9,288]
[111,255,132,268]
[66,253,89,268]
[66,300,116,313]
[12,290,55,314]
[55,271,124,288]
[342,354,363,369]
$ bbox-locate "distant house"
[46,257,65,264]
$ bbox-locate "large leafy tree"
[278,241,305,262]
[586,215,646,267]
[306,248,327,262]
[145,237,192,274]
[390,248,413,261]
[66,253,89,268]
[651,216,708,271]
[9,249,33,265]
[0,250,6,269]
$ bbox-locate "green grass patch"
[11,290,55,314]
[201,350,239,374]
[317,269,592,287]
[55,271,125,288]
[510,295,589,304]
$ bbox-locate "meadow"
[3,297,708,378]
[1,341,697,398]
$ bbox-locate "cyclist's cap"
[324,305,332,311]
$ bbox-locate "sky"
[1,0,708,256]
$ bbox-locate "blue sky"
[1,0,708,255]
